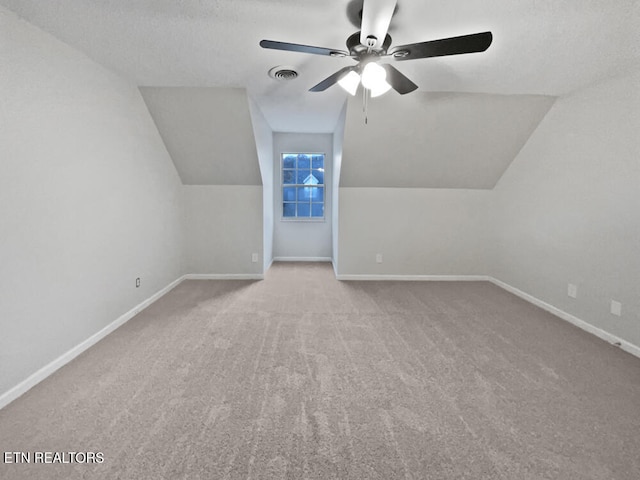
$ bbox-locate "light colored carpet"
[1,262,639,479]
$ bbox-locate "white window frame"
[281,152,326,222]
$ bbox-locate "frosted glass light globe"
[338,71,360,96]
[361,62,392,97]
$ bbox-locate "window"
[282,153,325,219]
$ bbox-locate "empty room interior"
[1,0,639,479]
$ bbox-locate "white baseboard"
[336,274,490,282]
[0,276,185,411]
[489,277,640,359]
[183,273,264,280]
[273,257,332,263]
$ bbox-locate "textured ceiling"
[1,0,639,132]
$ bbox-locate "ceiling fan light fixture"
[361,62,391,96]
[361,62,385,89]
[369,80,392,97]
[338,70,360,96]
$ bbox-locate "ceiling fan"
[260,0,492,98]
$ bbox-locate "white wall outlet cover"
[610,300,622,316]
[567,283,577,298]
[251,253,259,263]
[376,253,383,263]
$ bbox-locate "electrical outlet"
[251,253,259,263]
[376,253,383,264]
[610,300,622,316]
[135,277,140,288]
[567,283,577,298]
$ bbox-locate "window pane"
[283,155,295,168]
[283,169,295,184]
[313,169,324,184]
[296,169,311,184]
[299,186,323,201]
[281,153,325,221]
[283,187,296,201]
[312,155,324,169]
[311,203,324,217]
[296,187,305,201]
[306,172,320,185]
[283,203,296,217]
[297,202,311,217]
[297,155,311,169]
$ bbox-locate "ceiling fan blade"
[260,40,348,57]
[382,64,418,94]
[309,66,356,92]
[391,31,493,61]
[360,0,397,49]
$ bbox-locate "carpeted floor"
[1,262,639,479]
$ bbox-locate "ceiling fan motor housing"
[347,31,392,59]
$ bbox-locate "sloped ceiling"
[341,92,555,188]
[140,87,261,185]
[3,1,638,188]
[1,0,638,133]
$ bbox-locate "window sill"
[280,217,326,223]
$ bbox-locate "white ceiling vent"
[268,66,298,81]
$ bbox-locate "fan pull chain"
[363,86,368,124]
[363,47,372,124]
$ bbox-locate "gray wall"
[0,8,184,396]
[183,186,263,275]
[337,188,491,276]
[273,133,333,260]
[488,70,640,347]
[336,92,507,277]
[248,98,274,271]
[331,103,347,271]
[140,87,266,275]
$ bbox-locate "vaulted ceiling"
[2,0,639,133]
[3,1,638,189]
[140,87,262,185]
[341,92,555,189]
